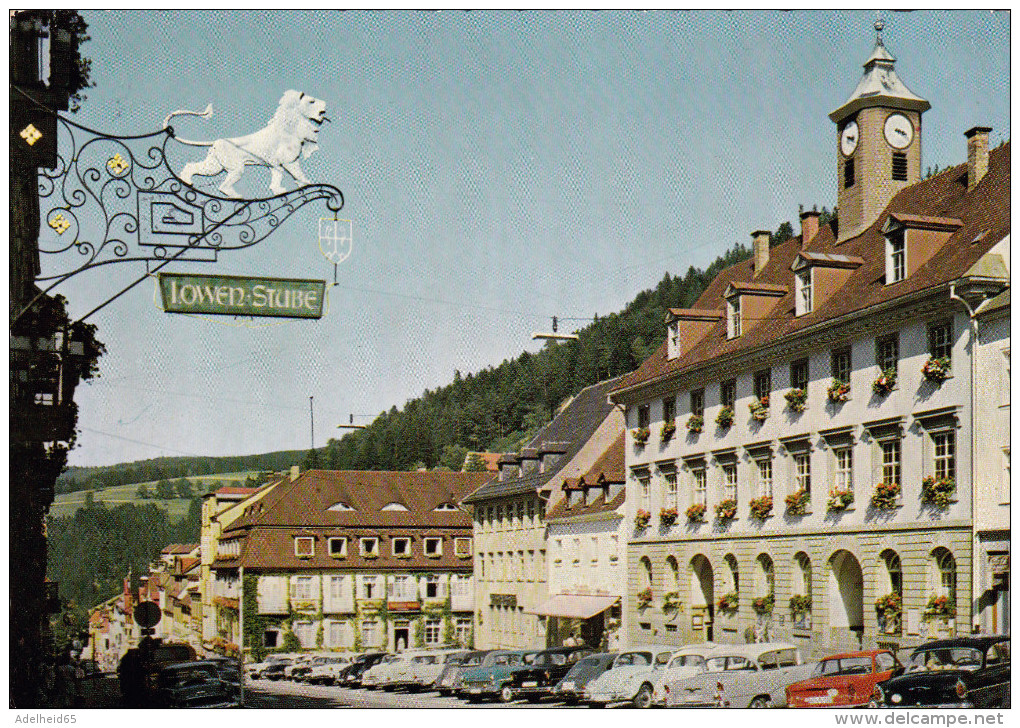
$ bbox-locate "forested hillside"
[317,240,759,471]
[56,449,306,495]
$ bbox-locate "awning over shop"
[526,594,619,620]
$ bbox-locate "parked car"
[305,654,356,685]
[284,654,321,680]
[339,652,387,687]
[786,649,902,708]
[870,636,1010,709]
[486,646,594,703]
[552,652,617,705]
[361,653,402,689]
[261,659,294,681]
[404,650,471,692]
[379,650,431,690]
[436,650,492,696]
[583,644,678,708]
[459,649,541,702]
[651,643,720,706]
[202,655,241,699]
[118,640,199,707]
[665,642,812,708]
[245,653,293,680]
[151,660,238,708]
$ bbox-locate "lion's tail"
[163,104,214,147]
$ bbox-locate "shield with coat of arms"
[319,217,353,265]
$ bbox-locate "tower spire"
[874,16,885,47]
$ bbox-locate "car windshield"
[463,654,485,666]
[534,653,567,666]
[812,656,873,677]
[670,655,706,669]
[616,652,652,667]
[908,648,983,673]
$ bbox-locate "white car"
[361,654,399,689]
[403,650,470,691]
[583,644,677,708]
[305,654,356,685]
[650,643,719,705]
[665,642,815,708]
[246,653,292,679]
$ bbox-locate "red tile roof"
[613,144,1010,398]
[161,543,199,555]
[547,433,626,519]
[464,452,502,472]
[214,486,260,496]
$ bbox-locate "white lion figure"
[165,90,329,198]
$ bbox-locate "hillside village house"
[544,433,627,649]
[212,470,490,659]
[609,27,1009,655]
[461,377,625,649]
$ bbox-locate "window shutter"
[387,576,394,599]
[341,575,354,613]
[439,573,448,598]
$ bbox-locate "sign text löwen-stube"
[158,273,326,319]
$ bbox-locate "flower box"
[659,507,678,527]
[717,592,738,614]
[924,594,956,620]
[785,488,810,515]
[636,587,653,609]
[922,356,952,384]
[662,591,682,613]
[748,495,773,520]
[870,481,901,510]
[827,487,854,511]
[875,592,903,634]
[827,380,851,403]
[788,594,812,617]
[785,388,807,413]
[872,368,897,395]
[751,594,775,615]
[686,414,704,434]
[661,420,677,443]
[715,406,734,428]
[714,498,737,521]
[634,509,651,530]
[632,427,650,446]
[749,395,769,422]
[685,502,706,523]
[921,476,955,509]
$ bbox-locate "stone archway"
[690,554,714,641]
[828,549,864,649]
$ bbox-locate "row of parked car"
[246,635,1009,709]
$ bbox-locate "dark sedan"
[153,661,238,708]
[339,652,387,687]
[552,652,618,705]
[506,646,594,702]
[871,636,1010,708]
[436,650,492,696]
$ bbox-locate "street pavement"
[244,678,589,709]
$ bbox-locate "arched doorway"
[690,555,714,641]
[828,550,864,649]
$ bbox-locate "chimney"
[290,465,300,481]
[800,210,821,245]
[751,230,771,275]
[965,126,992,191]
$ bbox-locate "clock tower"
[829,21,930,243]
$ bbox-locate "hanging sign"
[158,272,326,319]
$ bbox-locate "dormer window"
[667,321,680,359]
[727,296,742,338]
[381,502,408,511]
[796,269,813,315]
[328,502,355,512]
[294,536,315,558]
[433,503,459,512]
[328,537,347,558]
[360,537,379,557]
[886,229,906,283]
[392,537,411,558]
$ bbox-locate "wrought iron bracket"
[18,94,344,323]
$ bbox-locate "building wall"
[973,299,1010,634]
[623,302,978,654]
[245,570,474,657]
[547,512,627,647]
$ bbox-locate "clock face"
[840,121,859,157]
[884,113,914,149]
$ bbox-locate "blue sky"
[55,10,1009,466]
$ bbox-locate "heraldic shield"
[319,217,353,265]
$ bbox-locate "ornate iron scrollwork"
[36,110,344,286]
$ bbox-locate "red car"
[786,649,902,708]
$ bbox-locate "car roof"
[621,644,678,654]
[820,649,890,661]
[704,642,798,659]
[162,660,219,670]
[539,646,591,655]
[911,636,1009,652]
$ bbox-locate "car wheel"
[749,696,771,709]
[499,686,515,703]
[632,684,653,709]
